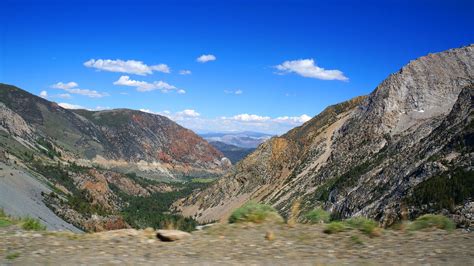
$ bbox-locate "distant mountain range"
[208,141,255,164]
[175,45,474,228]
[200,131,273,149]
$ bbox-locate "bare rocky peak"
[362,44,473,135]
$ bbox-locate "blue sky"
[1,0,473,134]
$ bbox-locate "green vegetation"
[323,221,348,234]
[190,177,215,184]
[21,217,46,231]
[313,145,390,208]
[304,208,330,224]
[0,209,13,228]
[345,217,380,236]
[408,214,455,231]
[1,209,46,231]
[350,235,363,245]
[0,218,13,228]
[5,252,20,260]
[228,202,283,224]
[324,217,381,236]
[33,161,109,217]
[36,138,61,159]
[114,179,209,232]
[407,169,474,211]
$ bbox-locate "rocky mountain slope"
[0,84,228,179]
[174,45,474,226]
[0,84,229,230]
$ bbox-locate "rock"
[156,230,191,242]
[265,230,275,241]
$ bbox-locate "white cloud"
[58,103,111,111]
[58,103,85,109]
[275,59,348,81]
[225,114,271,122]
[139,109,198,120]
[39,90,48,99]
[274,114,311,124]
[84,59,170,75]
[56,93,72,99]
[113,76,185,94]
[51,82,108,98]
[224,89,243,95]
[139,109,156,114]
[150,64,171,73]
[179,70,192,75]
[177,109,200,117]
[90,106,111,111]
[197,54,216,63]
[51,82,78,90]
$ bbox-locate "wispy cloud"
[223,114,270,122]
[59,103,111,111]
[84,59,170,75]
[197,54,216,63]
[177,109,200,117]
[51,82,109,98]
[140,108,199,120]
[274,114,311,124]
[113,76,185,94]
[275,59,348,81]
[51,82,78,90]
[179,70,192,75]
[224,89,243,95]
[58,102,85,109]
[55,93,72,99]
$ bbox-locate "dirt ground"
[1,222,473,265]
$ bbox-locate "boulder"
[156,229,191,242]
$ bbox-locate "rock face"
[0,85,227,179]
[174,45,474,225]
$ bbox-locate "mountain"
[208,141,255,164]
[0,84,229,179]
[200,131,273,148]
[174,45,474,227]
[0,84,230,231]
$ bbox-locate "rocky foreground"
[1,223,473,265]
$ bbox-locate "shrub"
[305,208,330,224]
[0,218,13,228]
[228,202,283,224]
[0,209,13,228]
[323,217,382,236]
[345,217,379,236]
[5,252,20,260]
[323,221,348,234]
[21,217,46,231]
[409,214,455,231]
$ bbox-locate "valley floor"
[1,223,473,265]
